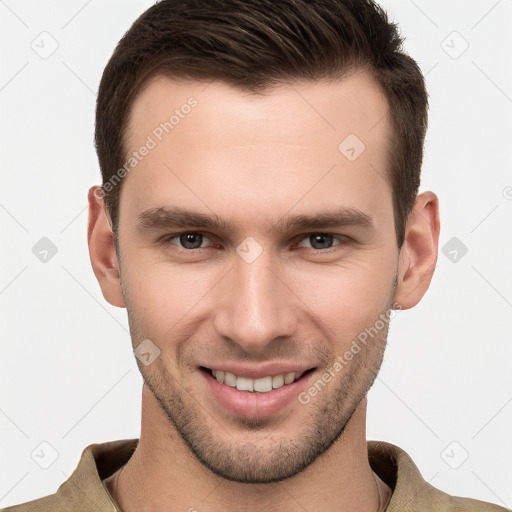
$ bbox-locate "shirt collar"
[61,438,429,511]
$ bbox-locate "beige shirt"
[1,438,509,511]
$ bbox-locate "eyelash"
[157,231,351,254]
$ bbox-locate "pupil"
[311,234,332,250]
[181,233,202,249]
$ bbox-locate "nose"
[212,248,298,354]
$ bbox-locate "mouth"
[200,366,316,394]
[199,364,318,418]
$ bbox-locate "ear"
[392,191,440,310]
[87,185,126,308]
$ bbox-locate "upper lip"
[199,363,316,379]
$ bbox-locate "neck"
[107,385,389,512]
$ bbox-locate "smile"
[208,368,310,393]
[200,366,317,418]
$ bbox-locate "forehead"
[120,72,392,234]
[127,72,390,149]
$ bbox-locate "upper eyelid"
[295,233,348,245]
[160,231,350,249]
[163,231,218,245]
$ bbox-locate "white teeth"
[284,372,296,385]
[272,374,284,389]
[224,371,236,386]
[210,368,307,393]
[236,376,253,392]
[253,376,273,392]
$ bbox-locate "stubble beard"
[126,308,391,484]
[120,257,398,483]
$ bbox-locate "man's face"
[115,72,399,483]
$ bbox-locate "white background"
[1,0,511,508]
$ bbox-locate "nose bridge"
[213,248,297,351]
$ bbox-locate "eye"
[158,232,216,250]
[294,233,349,252]
[157,231,350,254]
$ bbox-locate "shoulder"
[368,440,511,512]
[0,439,137,512]
[0,493,70,512]
[0,476,117,512]
[416,486,512,511]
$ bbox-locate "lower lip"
[200,368,316,419]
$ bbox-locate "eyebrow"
[136,206,374,235]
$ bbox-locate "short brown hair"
[95,0,427,249]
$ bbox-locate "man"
[2,0,508,511]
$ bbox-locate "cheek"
[121,240,396,343]
[122,256,219,335]
[303,255,395,343]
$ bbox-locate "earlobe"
[87,185,126,308]
[392,191,440,310]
